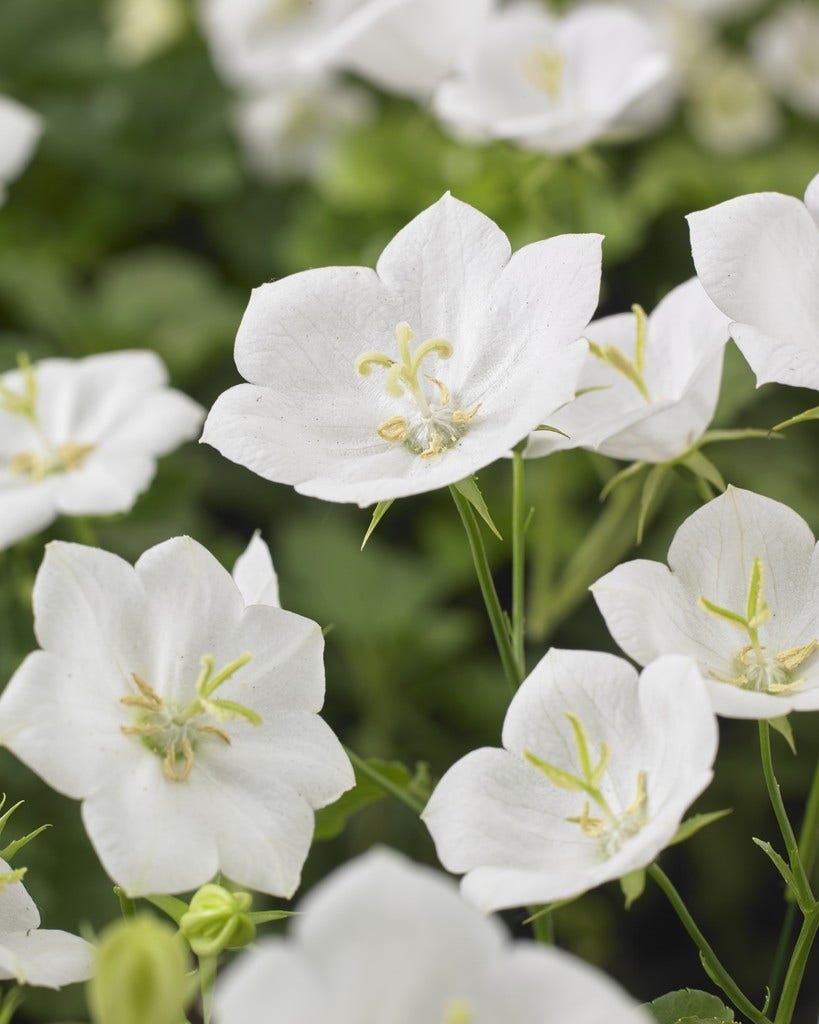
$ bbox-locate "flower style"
[688,173,819,390]
[213,848,651,1024]
[752,3,819,121]
[0,95,41,205]
[198,0,496,99]
[0,350,203,551]
[592,487,819,719]
[0,859,93,988]
[422,649,716,912]
[0,537,354,896]
[524,278,729,463]
[432,3,671,154]
[202,193,602,506]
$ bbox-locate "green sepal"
[248,909,296,925]
[637,463,669,543]
[768,715,796,754]
[0,823,50,863]
[771,405,819,432]
[522,895,578,925]
[620,867,646,909]
[534,423,570,438]
[645,988,736,1024]
[600,460,647,501]
[698,428,783,446]
[679,449,726,493]
[314,757,429,839]
[669,809,732,847]
[146,893,190,926]
[452,476,502,540]
[751,837,807,909]
[361,499,394,550]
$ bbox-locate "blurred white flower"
[433,3,671,154]
[525,278,729,463]
[0,537,354,896]
[232,531,280,608]
[107,0,186,66]
[0,350,203,551]
[685,49,780,154]
[688,172,819,390]
[214,847,652,1024]
[0,96,41,205]
[423,649,716,912]
[202,193,601,506]
[752,3,819,121]
[198,0,495,99]
[0,859,93,988]
[592,487,819,719]
[235,76,373,182]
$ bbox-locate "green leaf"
[314,758,419,840]
[771,405,819,432]
[452,476,502,540]
[645,989,736,1024]
[637,463,668,543]
[669,809,732,847]
[620,867,646,909]
[679,450,725,493]
[752,837,798,897]
[361,499,394,550]
[145,893,189,926]
[768,715,796,754]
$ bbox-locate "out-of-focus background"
[0,0,818,1019]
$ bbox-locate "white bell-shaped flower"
[752,4,819,121]
[214,848,651,1024]
[688,172,819,391]
[0,96,41,205]
[422,649,717,912]
[202,193,602,506]
[593,487,819,719]
[524,278,729,463]
[0,537,353,896]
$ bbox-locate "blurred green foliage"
[0,0,818,1020]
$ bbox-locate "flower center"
[120,653,260,782]
[266,0,308,27]
[524,712,648,858]
[1,355,95,480]
[586,304,651,402]
[699,556,818,695]
[520,46,565,101]
[355,322,479,459]
[443,1000,473,1024]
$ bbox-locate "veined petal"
[0,859,39,932]
[0,930,94,988]
[232,531,280,607]
[214,942,326,1024]
[0,481,58,552]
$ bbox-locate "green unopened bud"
[88,914,191,1024]
[180,883,255,957]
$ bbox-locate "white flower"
[213,847,651,1024]
[524,278,729,463]
[202,193,602,506]
[0,96,41,205]
[752,4,819,121]
[107,0,187,66]
[592,487,819,719]
[422,649,716,912]
[433,3,671,154]
[0,860,93,988]
[232,531,280,608]
[0,537,353,896]
[198,0,495,99]
[688,173,819,390]
[685,50,780,155]
[0,350,203,551]
[235,76,373,183]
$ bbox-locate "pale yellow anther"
[420,431,443,459]
[444,1000,473,1024]
[626,770,647,819]
[520,46,565,100]
[566,801,606,838]
[376,416,409,444]
[426,375,451,407]
[196,723,232,745]
[451,404,480,424]
[9,442,95,481]
[776,641,819,672]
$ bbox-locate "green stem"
[450,486,520,691]
[531,909,554,944]
[511,449,527,680]
[344,746,425,815]
[767,903,797,1009]
[759,722,814,908]
[774,908,819,1024]
[199,954,217,1024]
[648,864,770,1024]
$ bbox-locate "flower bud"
[87,914,190,1024]
[180,883,255,958]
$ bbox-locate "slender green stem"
[531,908,554,944]
[648,864,770,1024]
[344,746,425,815]
[450,486,520,691]
[759,722,814,908]
[199,954,217,1024]
[774,908,819,1024]
[768,902,798,1009]
[511,449,527,680]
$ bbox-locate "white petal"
[0,482,58,551]
[0,96,41,188]
[101,387,204,456]
[0,931,94,989]
[214,941,326,1024]
[232,531,280,607]
[806,173,819,227]
[0,860,39,931]
[688,191,819,389]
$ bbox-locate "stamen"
[376,416,409,443]
[520,47,565,100]
[420,432,443,459]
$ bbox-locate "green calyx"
[179,883,255,958]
